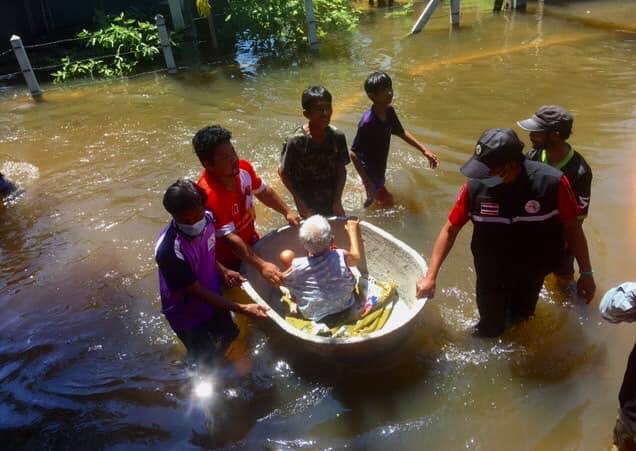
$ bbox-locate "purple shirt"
[155,212,221,332]
[351,105,405,189]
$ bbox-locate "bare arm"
[255,185,300,226]
[216,261,245,288]
[415,221,462,298]
[562,218,596,302]
[222,232,283,286]
[184,281,268,319]
[278,166,313,218]
[344,219,361,266]
[398,130,439,168]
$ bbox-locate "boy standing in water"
[517,105,592,286]
[350,71,439,207]
[155,179,268,363]
[279,86,350,218]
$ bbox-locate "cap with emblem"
[460,128,524,185]
[517,105,573,136]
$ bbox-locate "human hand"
[221,268,246,288]
[285,211,301,227]
[577,274,596,303]
[424,151,440,169]
[415,275,436,299]
[240,303,269,319]
[260,261,283,287]
[332,201,345,217]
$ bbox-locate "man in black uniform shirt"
[518,105,593,286]
[416,128,596,337]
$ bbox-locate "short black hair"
[364,71,392,94]
[192,125,232,166]
[301,85,332,111]
[162,179,207,217]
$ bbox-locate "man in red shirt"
[416,128,596,337]
[193,125,301,286]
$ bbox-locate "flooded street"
[2,0,636,448]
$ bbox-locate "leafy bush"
[214,0,359,50]
[52,13,162,83]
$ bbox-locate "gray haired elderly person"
[600,282,636,451]
[279,215,362,326]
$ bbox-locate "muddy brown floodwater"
[1,0,636,449]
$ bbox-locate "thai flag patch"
[480,201,499,216]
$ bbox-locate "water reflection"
[1,0,636,448]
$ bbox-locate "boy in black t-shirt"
[350,72,439,208]
[517,105,593,285]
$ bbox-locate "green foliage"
[52,13,162,83]
[196,0,212,17]
[218,0,359,50]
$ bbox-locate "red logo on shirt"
[525,200,541,214]
[480,201,499,216]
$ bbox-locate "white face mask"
[177,217,206,237]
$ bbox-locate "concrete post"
[451,0,460,27]
[168,0,185,30]
[206,1,219,50]
[304,0,319,51]
[411,0,440,34]
[10,35,42,99]
[513,0,527,11]
[155,15,177,74]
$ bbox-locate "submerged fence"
[0,14,179,100]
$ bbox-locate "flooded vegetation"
[1,0,636,448]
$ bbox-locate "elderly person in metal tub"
[279,215,362,327]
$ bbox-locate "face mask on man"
[177,217,206,237]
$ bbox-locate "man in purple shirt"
[350,71,439,208]
[155,179,268,363]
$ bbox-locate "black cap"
[517,105,573,135]
[460,128,524,181]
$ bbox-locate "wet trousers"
[475,269,547,337]
[175,310,239,364]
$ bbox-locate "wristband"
[580,270,594,277]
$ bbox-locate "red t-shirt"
[448,176,580,228]
[197,160,266,267]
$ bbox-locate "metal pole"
[155,15,177,74]
[168,0,185,30]
[411,0,440,34]
[304,0,319,51]
[451,0,460,27]
[10,35,42,99]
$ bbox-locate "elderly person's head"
[299,215,333,255]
